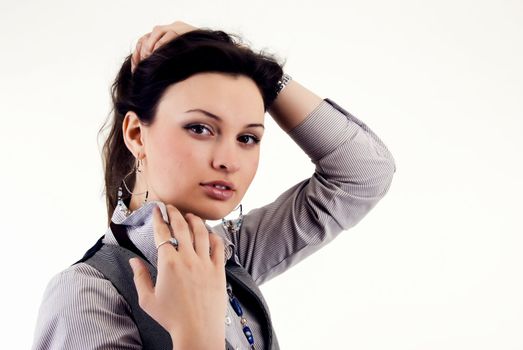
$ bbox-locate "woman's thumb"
[129,258,154,305]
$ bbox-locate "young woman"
[33,21,396,350]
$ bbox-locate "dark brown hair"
[98,29,284,224]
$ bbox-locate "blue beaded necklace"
[226,281,256,349]
[222,208,256,349]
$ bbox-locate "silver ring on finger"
[156,237,179,250]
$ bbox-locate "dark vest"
[75,229,280,350]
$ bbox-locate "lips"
[200,180,235,200]
[200,180,235,191]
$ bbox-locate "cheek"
[243,151,260,183]
[147,136,189,184]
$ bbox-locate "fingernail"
[129,258,138,272]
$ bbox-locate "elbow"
[349,152,397,200]
[325,158,396,230]
[380,153,396,195]
[370,154,396,201]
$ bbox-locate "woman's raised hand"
[131,20,197,72]
[129,204,227,349]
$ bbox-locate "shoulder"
[44,262,129,309]
[33,263,141,349]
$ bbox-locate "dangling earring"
[117,155,149,216]
[221,204,243,235]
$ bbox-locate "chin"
[186,203,236,221]
[164,194,240,221]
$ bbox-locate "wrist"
[275,73,292,96]
[268,78,323,132]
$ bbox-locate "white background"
[1,0,522,349]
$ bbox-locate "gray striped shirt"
[32,98,396,350]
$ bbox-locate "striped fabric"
[32,98,396,350]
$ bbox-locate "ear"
[122,111,145,158]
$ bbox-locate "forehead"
[156,72,265,124]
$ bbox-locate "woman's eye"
[238,135,260,145]
[185,124,212,135]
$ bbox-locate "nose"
[211,139,240,173]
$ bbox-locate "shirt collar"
[103,200,236,267]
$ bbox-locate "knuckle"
[212,233,224,243]
[133,267,145,279]
[171,218,185,233]
[169,212,186,231]
[186,213,199,224]
[155,222,169,236]
[210,236,224,250]
[142,35,152,48]
[166,205,179,217]
[194,226,206,238]
[165,255,178,269]
[184,261,196,273]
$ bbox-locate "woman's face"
[127,72,265,220]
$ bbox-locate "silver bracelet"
[275,73,292,96]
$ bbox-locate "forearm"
[232,97,396,284]
[268,79,323,132]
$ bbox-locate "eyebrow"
[185,109,265,129]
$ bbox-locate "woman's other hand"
[129,204,227,349]
[131,20,197,72]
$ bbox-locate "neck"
[129,193,148,212]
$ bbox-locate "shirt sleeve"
[223,98,396,285]
[32,263,142,350]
